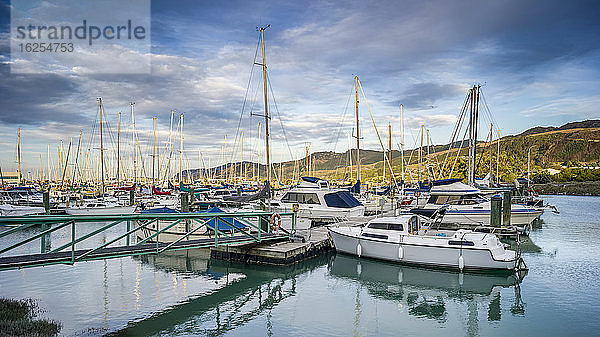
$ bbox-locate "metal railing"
[0,211,296,270]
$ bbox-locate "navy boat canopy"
[301,176,320,183]
[200,207,248,231]
[430,178,463,186]
[141,207,179,214]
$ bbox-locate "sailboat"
[66,98,136,215]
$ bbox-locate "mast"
[224,134,228,182]
[489,123,493,186]
[400,104,405,192]
[496,129,501,185]
[258,24,271,193]
[240,130,244,181]
[98,98,105,194]
[152,116,156,186]
[16,128,21,185]
[426,129,431,181]
[131,102,136,184]
[117,111,121,185]
[354,76,361,183]
[47,144,51,183]
[388,122,392,185]
[419,124,423,183]
[179,114,184,184]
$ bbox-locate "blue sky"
[1,0,599,175]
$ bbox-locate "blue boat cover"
[324,191,363,208]
[200,207,248,231]
[301,176,320,183]
[431,178,463,186]
[141,207,179,214]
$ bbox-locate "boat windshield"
[428,194,487,205]
[281,192,320,204]
[323,191,362,208]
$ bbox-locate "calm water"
[1,195,599,336]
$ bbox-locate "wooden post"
[502,190,512,226]
[43,191,50,215]
[490,195,502,227]
[181,192,189,213]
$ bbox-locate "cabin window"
[368,223,404,231]
[448,240,475,246]
[408,216,420,233]
[368,223,388,230]
[361,232,388,240]
[281,192,320,204]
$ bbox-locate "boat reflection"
[329,254,526,322]
[109,252,334,336]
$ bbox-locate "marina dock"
[211,227,334,265]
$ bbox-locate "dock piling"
[490,196,502,227]
[503,190,512,226]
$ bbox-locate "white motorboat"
[0,204,46,216]
[266,177,365,228]
[328,213,521,271]
[413,179,542,228]
[66,200,136,215]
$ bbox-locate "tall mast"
[16,128,21,185]
[489,123,493,186]
[354,76,361,183]
[419,124,423,183]
[152,116,156,186]
[117,111,121,185]
[179,114,184,184]
[130,102,136,184]
[47,144,51,183]
[258,24,271,192]
[400,104,405,191]
[240,130,244,181]
[98,98,105,194]
[496,129,501,185]
[224,134,228,182]
[388,122,392,185]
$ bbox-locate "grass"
[0,298,61,337]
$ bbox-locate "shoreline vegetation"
[534,181,600,196]
[0,298,61,337]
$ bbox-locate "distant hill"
[519,120,600,136]
[181,119,600,183]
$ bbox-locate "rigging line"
[449,125,470,178]
[231,35,261,162]
[357,80,399,188]
[441,90,471,175]
[266,71,295,161]
[330,82,355,153]
[479,91,500,132]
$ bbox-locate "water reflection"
[329,254,526,325]
[109,252,333,336]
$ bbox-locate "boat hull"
[65,205,137,215]
[329,227,517,271]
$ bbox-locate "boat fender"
[415,191,420,197]
[270,213,282,231]
[398,246,403,260]
[357,243,362,257]
[458,255,464,271]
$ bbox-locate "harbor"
[2,0,600,336]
